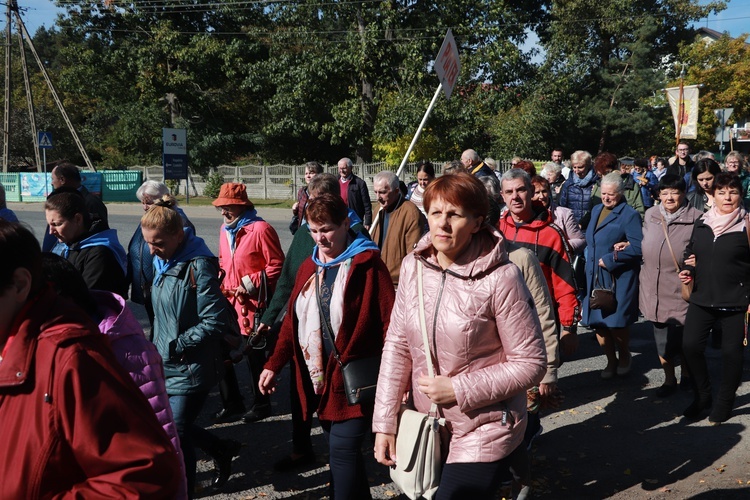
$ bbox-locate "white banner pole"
[395,83,443,179]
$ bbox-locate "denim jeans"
[321,417,372,499]
[170,391,217,498]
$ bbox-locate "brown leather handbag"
[590,270,616,314]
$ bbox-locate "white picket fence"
[128,159,533,199]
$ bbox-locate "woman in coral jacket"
[373,173,547,500]
[0,220,181,499]
[259,193,395,500]
[212,182,285,424]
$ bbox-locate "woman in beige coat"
[372,173,546,499]
[639,175,701,396]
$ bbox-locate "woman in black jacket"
[686,158,721,213]
[680,173,750,424]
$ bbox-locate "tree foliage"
[0,0,736,171]
[677,32,750,152]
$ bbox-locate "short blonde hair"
[570,150,592,167]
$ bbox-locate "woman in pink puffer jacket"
[373,173,547,499]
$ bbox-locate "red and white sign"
[435,29,461,100]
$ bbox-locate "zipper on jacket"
[431,271,447,372]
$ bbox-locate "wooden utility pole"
[18,22,40,170]
[2,2,96,172]
[3,1,12,172]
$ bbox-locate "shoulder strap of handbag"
[593,267,615,293]
[315,269,344,368]
[417,260,439,416]
[659,213,682,273]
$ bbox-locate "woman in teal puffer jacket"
[142,195,238,497]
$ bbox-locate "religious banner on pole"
[666,85,700,139]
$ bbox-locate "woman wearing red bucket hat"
[212,183,285,426]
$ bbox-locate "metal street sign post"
[162,128,189,203]
[38,131,53,196]
[395,29,461,179]
[714,107,734,154]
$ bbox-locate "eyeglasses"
[216,206,231,213]
[677,148,689,152]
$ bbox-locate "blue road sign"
[163,153,189,180]
[38,131,53,149]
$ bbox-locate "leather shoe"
[616,353,632,376]
[242,404,271,423]
[683,398,712,419]
[655,384,677,398]
[212,439,241,489]
[273,452,316,471]
[601,364,617,380]
[213,407,246,424]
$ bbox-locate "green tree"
[531,0,726,156]
[677,32,750,152]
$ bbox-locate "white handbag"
[389,260,447,500]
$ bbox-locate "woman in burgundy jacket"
[260,194,395,499]
[0,221,181,499]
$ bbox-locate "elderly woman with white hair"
[540,162,565,203]
[127,180,194,328]
[582,172,643,379]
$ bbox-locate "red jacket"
[498,208,579,327]
[218,219,285,332]
[266,249,395,422]
[0,287,181,499]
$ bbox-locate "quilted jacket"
[372,226,546,463]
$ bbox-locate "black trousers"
[435,449,516,500]
[289,362,318,455]
[682,303,745,410]
[220,347,270,411]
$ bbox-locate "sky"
[11,0,750,40]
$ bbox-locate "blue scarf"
[571,168,596,187]
[223,208,263,250]
[312,230,379,269]
[53,228,128,274]
[153,227,214,285]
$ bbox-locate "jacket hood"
[92,290,145,342]
[0,287,99,387]
[413,224,508,279]
[500,206,553,232]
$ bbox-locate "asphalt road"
[7,201,750,499]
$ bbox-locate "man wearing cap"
[212,183,285,424]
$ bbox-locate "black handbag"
[590,269,616,314]
[289,214,300,235]
[315,270,380,406]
